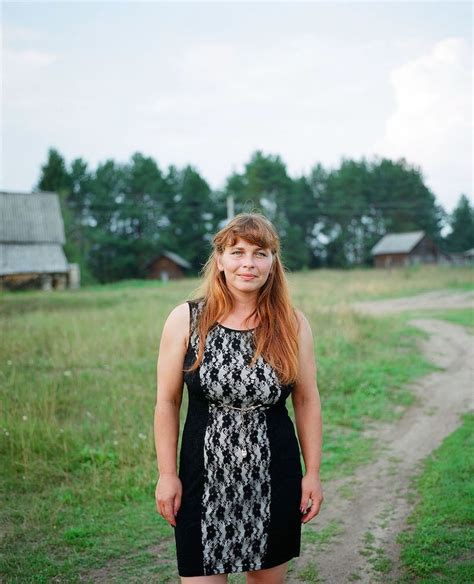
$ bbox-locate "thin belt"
[210,402,271,459]
[211,402,269,412]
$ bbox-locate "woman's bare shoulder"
[167,301,190,320]
[161,302,191,347]
[294,308,313,336]
[294,307,308,325]
[294,307,304,320]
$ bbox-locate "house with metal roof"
[370,230,440,268]
[0,191,79,291]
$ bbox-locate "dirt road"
[289,290,474,584]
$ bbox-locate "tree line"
[36,148,474,284]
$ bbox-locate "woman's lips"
[238,274,256,280]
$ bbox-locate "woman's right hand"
[155,473,182,527]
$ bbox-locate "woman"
[154,212,323,583]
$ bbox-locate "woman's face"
[217,237,274,296]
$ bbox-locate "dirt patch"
[289,290,474,584]
[351,288,474,315]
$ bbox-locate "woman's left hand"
[300,473,324,524]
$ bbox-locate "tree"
[321,158,374,266]
[119,153,168,276]
[36,148,71,194]
[319,157,444,267]
[305,164,328,267]
[63,158,95,283]
[87,159,127,282]
[445,194,474,252]
[163,165,214,273]
[371,158,444,244]
[35,148,93,278]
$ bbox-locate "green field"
[397,413,474,583]
[1,265,472,582]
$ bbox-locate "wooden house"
[371,230,440,268]
[0,191,79,291]
[145,251,191,281]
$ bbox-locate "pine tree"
[446,194,474,252]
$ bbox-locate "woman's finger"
[302,498,322,523]
[300,493,311,513]
[300,498,311,518]
[173,493,181,516]
[163,500,177,527]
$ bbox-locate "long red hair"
[186,212,299,385]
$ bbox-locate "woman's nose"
[242,254,255,267]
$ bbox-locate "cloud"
[2,22,58,86]
[374,37,472,210]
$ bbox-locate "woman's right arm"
[154,302,190,527]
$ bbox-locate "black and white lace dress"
[174,299,303,577]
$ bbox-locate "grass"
[301,519,345,547]
[289,264,473,307]
[396,413,474,583]
[294,560,322,583]
[359,530,392,578]
[1,265,472,582]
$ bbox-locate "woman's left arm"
[291,309,324,524]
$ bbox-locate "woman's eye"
[230,250,267,256]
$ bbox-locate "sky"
[1,1,472,213]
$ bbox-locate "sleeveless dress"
[174,299,303,577]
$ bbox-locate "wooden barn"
[145,251,191,281]
[371,230,440,268]
[0,191,80,291]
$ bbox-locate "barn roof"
[0,191,66,243]
[371,231,425,255]
[162,251,191,269]
[0,243,69,275]
[145,250,191,270]
[0,191,69,275]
